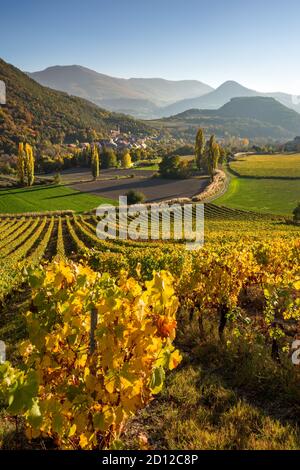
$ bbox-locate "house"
[110,126,121,138]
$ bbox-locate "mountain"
[28,65,213,118]
[161,81,300,117]
[0,59,151,154]
[154,97,300,141]
[218,97,300,134]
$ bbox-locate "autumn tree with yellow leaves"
[91,144,100,180]
[121,150,132,169]
[17,142,35,186]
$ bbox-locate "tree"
[76,144,92,167]
[195,128,206,171]
[212,141,220,171]
[159,155,191,179]
[17,142,35,186]
[101,147,117,169]
[219,146,227,165]
[24,143,35,186]
[121,151,132,168]
[91,145,100,180]
[204,135,220,182]
[293,202,300,224]
[242,138,250,148]
[131,148,142,162]
[17,142,25,185]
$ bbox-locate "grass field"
[0,184,115,213]
[215,153,300,215]
[134,164,159,170]
[231,153,300,178]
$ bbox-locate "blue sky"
[0,0,299,93]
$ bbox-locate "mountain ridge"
[154,96,300,141]
[28,66,300,119]
[28,65,213,118]
[0,59,151,154]
[161,81,300,117]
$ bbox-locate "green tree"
[159,155,191,179]
[219,146,227,165]
[131,148,142,162]
[195,128,206,171]
[101,147,117,169]
[91,145,100,180]
[293,202,300,224]
[205,135,220,182]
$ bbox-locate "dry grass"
[123,315,300,450]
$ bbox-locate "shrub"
[0,162,15,175]
[53,172,61,184]
[125,189,145,205]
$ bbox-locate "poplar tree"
[91,145,100,180]
[25,143,35,186]
[195,128,206,171]
[17,142,35,186]
[205,135,220,182]
[17,142,25,185]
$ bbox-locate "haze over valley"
[28,65,300,119]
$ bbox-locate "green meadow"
[215,153,300,215]
[0,185,115,214]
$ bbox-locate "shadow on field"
[0,184,62,195]
[228,165,300,180]
[69,176,209,203]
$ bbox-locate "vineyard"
[0,203,299,449]
[0,203,297,302]
[2,1,300,455]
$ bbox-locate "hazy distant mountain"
[155,97,300,141]
[28,68,300,120]
[161,81,300,117]
[28,65,213,118]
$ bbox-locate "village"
[67,127,164,153]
